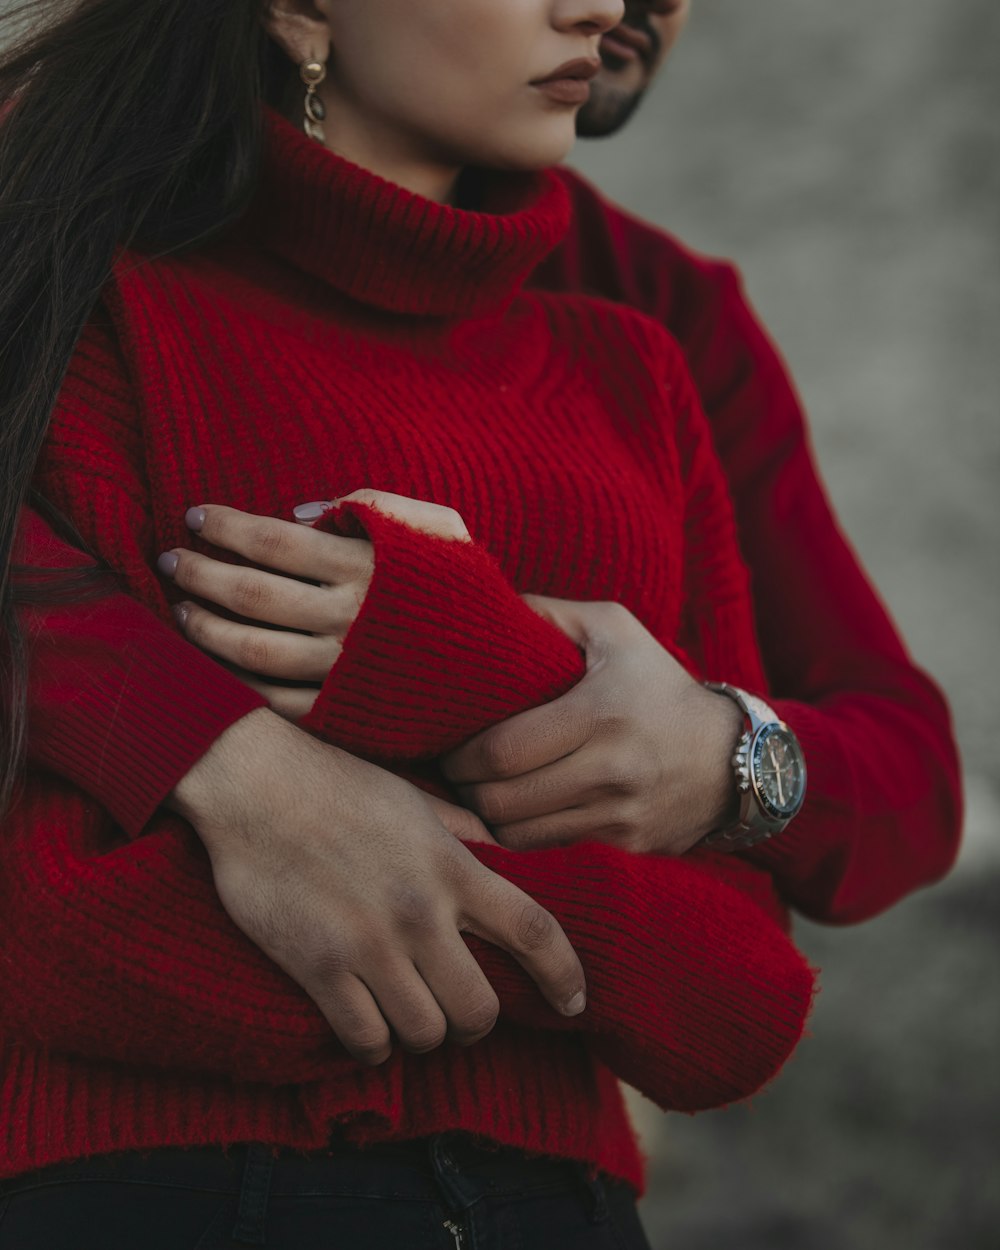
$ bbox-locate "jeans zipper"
[443,1217,467,1249]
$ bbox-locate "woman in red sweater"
[0,0,814,1245]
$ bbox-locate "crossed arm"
[12,495,814,1112]
[12,261,961,1107]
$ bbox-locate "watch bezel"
[703,682,809,849]
[748,722,808,824]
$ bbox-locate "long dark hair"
[0,0,291,814]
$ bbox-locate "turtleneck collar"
[251,108,570,319]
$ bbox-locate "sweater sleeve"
[538,171,962,923]
[3,780,812,1110]
[19,506,265,835]
[681,262,962,921]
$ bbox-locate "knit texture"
[10,111,812,1185]
[22,165,964,924]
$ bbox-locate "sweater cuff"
[28,593,266,837]
[301,501,584,759]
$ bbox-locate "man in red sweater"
[437,0,962,922]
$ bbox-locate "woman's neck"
[313,94,462,204]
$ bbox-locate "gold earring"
[300,59,327,144]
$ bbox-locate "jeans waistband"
[2,1133,611,1216]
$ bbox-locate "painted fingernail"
[172,602,191,628]
[185,506,206,532]
[564,991,587,1017]
[293,500,332,523]
[157,551,180,577]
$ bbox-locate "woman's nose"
[552,0,626,39]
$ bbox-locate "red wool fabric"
[4,112,817,1184]
[19,160,962,927]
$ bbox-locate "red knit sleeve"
[2,779,812,1110]
[539,174,962,923]
[300,500,583,756]
[19,507,265,835]
[21,320,267,834]
[680,262,962,920]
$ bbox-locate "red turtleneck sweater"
[7,114,814,1185]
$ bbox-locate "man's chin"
[576,81,645,139]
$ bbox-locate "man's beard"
[575,6,662,139]
[576,81,647,138]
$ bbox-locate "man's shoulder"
[536,166,743,342]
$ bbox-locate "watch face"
[751,725,807,821]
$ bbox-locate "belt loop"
[232,1144,275,1245]
[429,1134,480,1213]
[579,1166,610,1226]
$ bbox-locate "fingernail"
[293,500,332,523]
[564,991,587,1017]
[185,506,206,532]
[157,551,180,577]
[172,602,191,628]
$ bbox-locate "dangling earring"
[300,59,327,144]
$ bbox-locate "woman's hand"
[443,597,745,856]
[170,708,585,1064]
[158,490,471,720]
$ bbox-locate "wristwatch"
[702,683,807,850]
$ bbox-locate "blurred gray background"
[568,2,1000,1246]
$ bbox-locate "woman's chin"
[474,126,579,173]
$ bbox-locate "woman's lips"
[530,57,600,105]
[532,78,593,105]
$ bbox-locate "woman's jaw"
[265,0,625,204]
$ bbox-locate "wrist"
[168,708,315,852]
[687,685,744,840]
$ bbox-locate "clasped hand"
[160,492,740,857]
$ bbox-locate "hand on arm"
[170,707,586,1064]
[163,496,747,856]
[148,488,814,1100]
[161,491,471,721]
[444,597,743,855]
[171,710,811,1111]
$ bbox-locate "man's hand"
[170,709,584,1064]
[444,598,743,856]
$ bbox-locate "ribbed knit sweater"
[7,112,814,1186]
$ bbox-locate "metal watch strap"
[708,682,775,733]
[702,682,794,851]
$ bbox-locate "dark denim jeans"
[0,1134,653,1249]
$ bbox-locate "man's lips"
[600,24,653,66]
